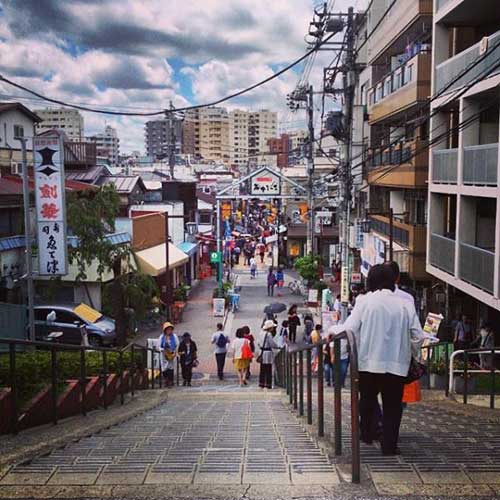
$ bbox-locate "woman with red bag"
[230,328,253,386]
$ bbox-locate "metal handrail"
[278,330,360,484]
[0,337,175,435]
[448,346,500,408]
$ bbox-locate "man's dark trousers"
[216,352,226,380]
[359,371,405,453]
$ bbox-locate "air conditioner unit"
[10,161,22,175]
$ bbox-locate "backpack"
[216,333,227,348]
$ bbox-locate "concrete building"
[267,134,290,169]
[362,0,432,286]
[182,109,200,157]
[90,125,120,167]
[248,110,278,162]
[199,107,230,165]
[427,0,500,322]
[35,107,84,140]
[229,109,249,169]
[145,117,182,160]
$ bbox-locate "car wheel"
[88,335,103,347]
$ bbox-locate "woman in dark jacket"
[287,304,301,344]
[178,332,198,386]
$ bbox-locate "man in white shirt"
[388,261,417,310]
[211,323,229,380]
[334,264,425,455]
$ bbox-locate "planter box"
[453,377,476,394]
[429,373,447,390]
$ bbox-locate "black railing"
[0,337,178,435]
[449,346,500,409]
[275,331,360,483]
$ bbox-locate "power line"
[0,32,337,117]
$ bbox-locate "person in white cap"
[258,320,279,389]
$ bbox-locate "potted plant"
[428,359,447,390]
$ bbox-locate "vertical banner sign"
[340,264,350,303]
[34,134,68,275]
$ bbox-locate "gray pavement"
[3,263,500,498]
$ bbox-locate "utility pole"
[340,7,356,312]
[167,101,176,180]
[16,135,35,340]
[306,84,315,255]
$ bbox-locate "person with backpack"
[258,320,279,389]
[267,267,277,296]
[230,328,253,386]
[211,323,230,380]
[159,322,179,387]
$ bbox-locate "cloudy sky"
[0,0,361,153]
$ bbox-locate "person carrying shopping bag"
[159,322,179,387]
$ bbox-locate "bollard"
[306,349,312,425]
[119,351,124,405]
[288,353,293,405]
[130,344,135,396]
[150,349,155,389]
[334,338,342,455]
[299,351,304,416]
[317,345,324,437]
[463,351,468,405]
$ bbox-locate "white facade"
[35,107,84,140]
[427,0,500,311]
[91,125,120,167]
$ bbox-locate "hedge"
[0,349,144,409]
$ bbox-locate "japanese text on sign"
[34,135,67,275]
[249,169,281,195]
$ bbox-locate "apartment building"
[267,133,290,169]
[35,107,84,140]
[199,107,230,165]
[229,109,249,169]
[145,118,182,160]
[361,0,433,291]
[248,110,278,161]
[427,0,500,322]
[182,109,200,157]
[90,125,120,167]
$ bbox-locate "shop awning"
[135,243,189,277]
[177,241,198,257]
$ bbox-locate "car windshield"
[73,303,103,324]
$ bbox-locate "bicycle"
[288,280,307,296]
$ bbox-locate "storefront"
[177,241,199,286]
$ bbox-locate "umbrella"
[263,303,287,315]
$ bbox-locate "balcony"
[459,242,494,293]
[367,139,428,188]
[370,214,427,279]
[429,233,455,275]
[463,144,498,186]
[435,30,500,95]
[367,52,431,124]
[368,0,432,64]
[432,148,458,184]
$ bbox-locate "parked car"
[34,303,116,347]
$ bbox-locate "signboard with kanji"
[249,168,281,195]
[34,134,67,275]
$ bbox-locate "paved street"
[2,265,500,499]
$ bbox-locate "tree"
[66,184,130,346]
[293,253,322,286]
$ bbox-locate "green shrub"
[0,349,144,409]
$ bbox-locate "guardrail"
[448,347,500,408]
[0,337,178,435]
[275,331,360,484]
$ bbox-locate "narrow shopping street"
[1,267,500,499]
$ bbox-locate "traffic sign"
[210,251,221,264]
